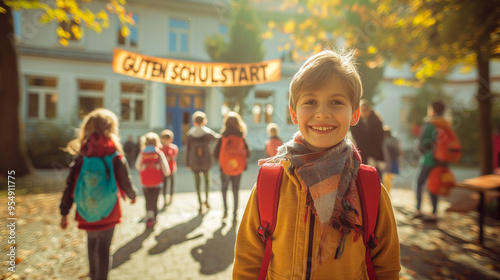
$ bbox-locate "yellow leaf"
[0,7,6,13]
[283,20,295,34]
[56,26,67,37]
[121,25,130,37]
[58,38,68,46]
[368,46,378,54]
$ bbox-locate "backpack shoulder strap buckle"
[258,224,269,242]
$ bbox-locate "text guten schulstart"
[113,48,281,87]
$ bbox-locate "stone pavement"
[1,162,500,280]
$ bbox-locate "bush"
[27,121,76,168]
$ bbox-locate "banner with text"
[112,48,281,87]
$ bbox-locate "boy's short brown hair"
[192,111,207,125]
[289,49,363,112]
[160,129,174,141]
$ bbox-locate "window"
[253,90,274,124]
[118,14,139,47]
[120,83,145,123]
[59,19,81,43]
[78,80,105,119]
[169,18,189,54]
[26,76,58,120]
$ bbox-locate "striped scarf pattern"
[262,132,364,260]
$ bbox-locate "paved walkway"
[1,163,500,280]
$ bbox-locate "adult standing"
[350,99,385,177]
[123,135,136,169]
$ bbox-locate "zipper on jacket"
[305,213,315,280]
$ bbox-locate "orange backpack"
[432,122,461,163]
[219,135,247,176]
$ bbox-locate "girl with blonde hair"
[60,108,137,280]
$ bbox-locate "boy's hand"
[60,215,68,229]
[130,198,136,204]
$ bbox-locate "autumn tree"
[273,0,499,174]
[205,0,265,113]
[380,0,500,175]
[0,0,133,177]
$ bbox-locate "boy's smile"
[290,77,360,152]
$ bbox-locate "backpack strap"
[256,163,283,280]
[356,164,381,280]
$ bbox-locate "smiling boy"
[233,50,400,279]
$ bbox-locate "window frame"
[120,82,147,124]
[25,76,59,121]
[252,90,275,125]
[77,80,105,119]
[168,18,190,54]
[117,13,139,48]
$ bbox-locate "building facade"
[14,0,500,159]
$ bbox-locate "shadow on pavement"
[148,214,205,255]
[112,228,155,268]
[191,221,237,275]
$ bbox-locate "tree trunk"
[0,3,34,177]
[475,45,493,175]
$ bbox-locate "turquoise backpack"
[74,152,119,222]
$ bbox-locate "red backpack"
[256,163,380,280]
[139,151,164,187]
[219,135,247,176]
[432,122,461,163]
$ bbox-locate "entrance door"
[166,87,205,149]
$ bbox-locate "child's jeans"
[220,171,241,216]
[143,186,161,220]
[87,227,115,280]
[414,165,438,214]
[193,171,210,206]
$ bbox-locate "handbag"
[427,166,455,196]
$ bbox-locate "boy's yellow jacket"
[233,161,401,279]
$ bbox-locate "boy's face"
[161,137,171,145]
[290,78,360,152]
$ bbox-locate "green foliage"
[204,0,265,113]
[27,121,75,168]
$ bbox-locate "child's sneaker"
[146,219,154,228]
[423,214,438,222]
[410,210,423,220]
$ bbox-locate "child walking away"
[160,129,179,207]
[382,125,401,194]
[233,50,400,279]
[186,111,219,214]
[60,108,137,280]
[265,123,283,157]
[135,132,170,228]
[214,111,251,220]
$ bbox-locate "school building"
[13,0,500,158]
